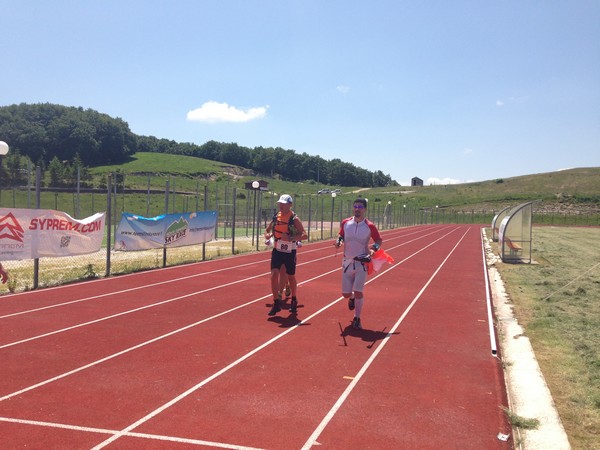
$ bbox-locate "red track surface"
[0,225,512,449]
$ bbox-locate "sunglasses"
[353,205,365,209]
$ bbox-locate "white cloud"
[426,177,463,185]
[336,85,350,94]
[496,95,529,107]
[186,101,268,123]
[463,147,474,156]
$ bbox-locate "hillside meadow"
[90,153,600,211]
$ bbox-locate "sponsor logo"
[0,212,26,242]
[164,217,189,245]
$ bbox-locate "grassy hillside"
[90,154,600,212]
[393,167,600,211]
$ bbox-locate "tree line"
[0,103,397,187]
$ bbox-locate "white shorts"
[341,259,368,294]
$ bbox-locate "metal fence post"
[106,174,112,277]
[163,178,169,267]
[231,187,237,255]
[33,166,41,289]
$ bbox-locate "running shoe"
[352,317,362,329]
[289,297,298,314]
[268,299,282,316]
[348,297,355,311]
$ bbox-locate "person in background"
[334,198,382,329]
[264,194,307,316]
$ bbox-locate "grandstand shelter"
[491,205,513,242]
[498,201,536,264]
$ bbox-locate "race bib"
[275,239,294,253]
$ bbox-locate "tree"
[48,156,64,187]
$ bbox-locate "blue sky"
[1,1,598,186]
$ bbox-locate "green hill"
[90,155,600,212]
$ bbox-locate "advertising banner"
[0,208,105,261]
[114,211,217,251]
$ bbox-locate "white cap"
[277,194,293,204]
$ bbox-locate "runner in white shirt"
[334,198,382,329]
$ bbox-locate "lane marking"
[0,266,341,402]
[0,226,446,348]
[1,225,462,448]
[0,226,429,320]
[0,417,264,449]
[90,226,463,449]
[0,251,341,349]
[301,227,470,449]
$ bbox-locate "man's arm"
[369,239,383,255]
[293,217,308,241]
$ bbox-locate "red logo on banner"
[0,212,26,242]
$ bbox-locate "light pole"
[0,141,9,205]
[385,200,391,228]
[251,181,260,248]
[330,192,337,237]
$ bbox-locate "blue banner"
[114,211,218,251]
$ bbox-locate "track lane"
[0,225,510,449]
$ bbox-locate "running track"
[0,224,512,449]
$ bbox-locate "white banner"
[0,208,105,261]
[114,211,217,251]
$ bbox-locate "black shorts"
[271,249,297,275]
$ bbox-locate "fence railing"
[1,173,598,294]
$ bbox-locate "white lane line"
[91,227,462,449]
[0,251,338,349]
[1,225,454,398]
[0,226,428,320]
[0,266,341,402]
[0,417,264,449]
[0,226,442,348]
[301,228,469,450]
[0,258,269,320]
[0,271,269,350]
[1,226,459,446]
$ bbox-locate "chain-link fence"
[1,172,598,294]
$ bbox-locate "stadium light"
[251,181,260,249]
[330,192,337,237]
[0,141,8,196]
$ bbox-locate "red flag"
[366,248,395,275]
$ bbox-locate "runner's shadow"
[265,300,308,328]
[340,323,399,348]
[268,314,308,328]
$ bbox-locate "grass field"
[493,226,600,450]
